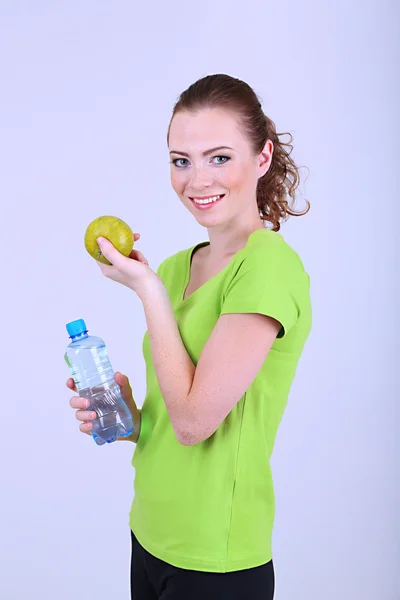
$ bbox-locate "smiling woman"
[167,74,309,233]
[67,73,312,600]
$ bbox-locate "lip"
[190,194,224,200]
[188,194,225,210]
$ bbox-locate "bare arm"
[140,278,280,446]
[91,235,281,447]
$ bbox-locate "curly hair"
[167,74,309,232]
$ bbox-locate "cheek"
[227,164,255,192]
[222,167,246,191]
[170,169,186,193]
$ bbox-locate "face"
[168,108,273,230]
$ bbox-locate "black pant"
[130,530,275,600]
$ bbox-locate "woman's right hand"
[67,371,141,442]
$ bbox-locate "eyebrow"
[169,146,234,157]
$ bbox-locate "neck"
[205,217,265,262]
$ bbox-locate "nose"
[189,166,213,190]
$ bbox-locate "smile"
[189,194,225,209]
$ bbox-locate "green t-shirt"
[129,228,312,572]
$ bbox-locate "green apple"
[84,216,134,265]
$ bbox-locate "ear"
[258,139,274,178]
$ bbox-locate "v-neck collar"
[181,241,210,304]
[179,228,272,305]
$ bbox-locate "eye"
[171,158,189,168]
[170,155,231,168]
[212,155,230,165]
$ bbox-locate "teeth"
[193,195,222,205]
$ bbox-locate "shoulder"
[156,249,185,272]
[155,249,187,280]
[221,229,311,337]
[156,240,210,276]
[155,241,207,283]
[233,229,308,281]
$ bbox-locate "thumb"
[115,371,133,401]
[97,237,124,266]
[115,371,126,386]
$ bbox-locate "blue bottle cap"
[66,319,88,338]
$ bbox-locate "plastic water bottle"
[64,318,133,445]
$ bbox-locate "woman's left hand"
[95,234,157,296]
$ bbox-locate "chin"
[194,214,228,229]
[187,198,227,224]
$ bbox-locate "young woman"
[67,73,312,600]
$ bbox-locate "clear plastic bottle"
[64,318,133,445]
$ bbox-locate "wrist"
[137,272,165,304]
[131,408,142,443]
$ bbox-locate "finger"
[75,409,97,422]
[115,372,133,404]
[69,396,90,410]
[133,233,140,241]
[79,422,93,435]
[115,371,130,390]
[128,249,148,265]
[97,237,126,267]
[66,378,77,392]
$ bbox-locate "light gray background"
[0,1,398,599]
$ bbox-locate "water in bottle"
[64,318,133,445]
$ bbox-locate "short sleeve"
[220,242,305,338]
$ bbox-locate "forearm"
[139,276,196,439]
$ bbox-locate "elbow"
[176,433,197,446]
[172,397,219,446]
[175,428,201,447]
[176,435,208,447]
[174,421,213,447]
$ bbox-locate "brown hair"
[167,74,309,231]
